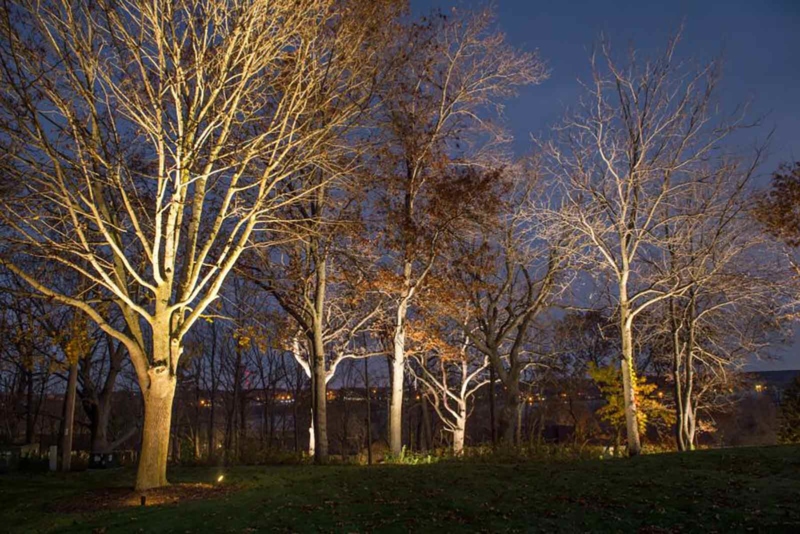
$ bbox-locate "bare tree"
[542,34,744,455]
[658,158,791,450]
[0,0,396,489]
[408,313,488,455]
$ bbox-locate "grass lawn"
[1,445,799,533]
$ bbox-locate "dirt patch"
[51,482,238,514]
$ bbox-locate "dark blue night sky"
[416,0,800,370]
[415,0,799,165]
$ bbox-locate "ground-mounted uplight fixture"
[216,475,224,484]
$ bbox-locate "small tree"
[588,363,674,450]
[407,298,489,455]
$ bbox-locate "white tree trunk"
[453,414,466,455]
[308,407,315,457]
[389,328,406,456]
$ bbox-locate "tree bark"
[389,336,405,455]
[208,326,218,460]
[620,305,642,456]
[389,261,412,456]
[453,416,466,455]
[498,381,520,444]
[135,366,177,491]
[311,323,328,463]
[82,339,123,454]
[308,407,316,457]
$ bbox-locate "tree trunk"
[25,371,34,444]
[60,361,78,471]
[669,297,688,452]
[364,357,373,465]
[90,399,113,453]
[498,381,520,444]
[135,366,177,491]
[311,327,328,463]
[308,407,315,457]
[421,395,432,451]
[620,307,642,456]
[453,400,467,455]
[489,364,497,447]
[208,325,218,460]
[389,341,405,455]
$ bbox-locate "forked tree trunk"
[136,366,177,491]
[619,306,642,456]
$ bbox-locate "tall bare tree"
[543,34,744,455]
[0,0,396,489]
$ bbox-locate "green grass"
[2,445,799,533]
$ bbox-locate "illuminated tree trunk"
[389,341,406,455]
[452,395,469,455]
[619,300,642,456]
[135,322,180,491]
[453,416,466,455]
[136,365,176,491]
[681,340,697,451]
[389,294,409,456]
[308,407,315,457]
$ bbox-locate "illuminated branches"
[541,33,747,455]
[0,0,396,489]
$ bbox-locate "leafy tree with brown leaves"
[758,162,800,247]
